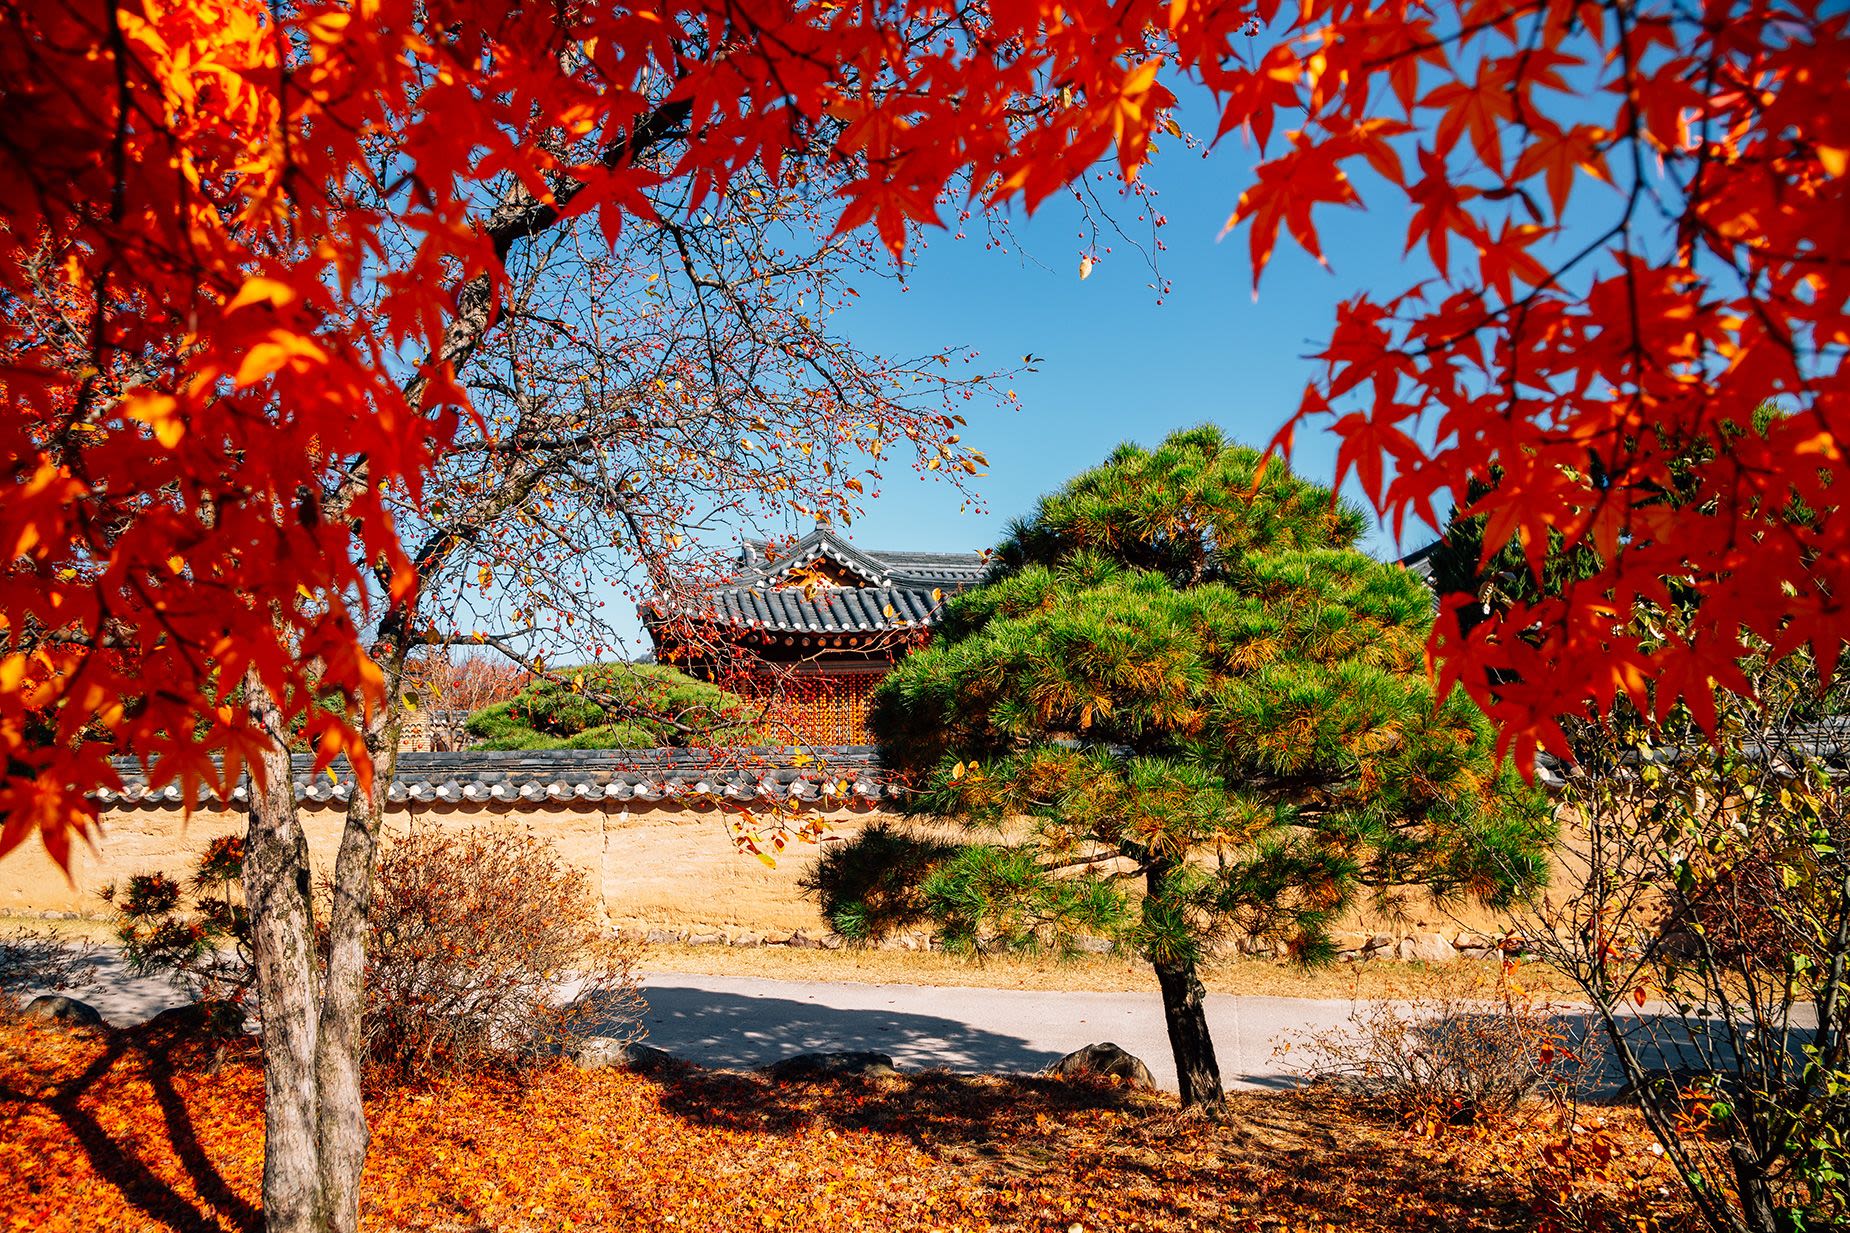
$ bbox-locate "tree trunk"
[1728,1138,1784,1233]
[1145,859,1225,1113]
[315,708,396,1233]
[243,668,325,1233]
[1152,955,1226,1113]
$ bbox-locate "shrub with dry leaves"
[102,826,645,1080]
[1295,963,1592,1130]
[364,825,644,1081]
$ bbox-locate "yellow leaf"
[233,329,329,387]
[1820,145,1848,177]
[225,276,299,313]
[951,761,965,780]
[122,391,185,448]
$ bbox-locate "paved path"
[51,958,1354,1092]
[48,960,1695,1096]
[636,973,1357,1091]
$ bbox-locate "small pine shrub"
[464,663,758,750]
[104,834,254,1011]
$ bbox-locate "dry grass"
[642,942,1589,999]
[5,913,1587,1002]
[0,915,121,945]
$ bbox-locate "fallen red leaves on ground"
[0,1019,1686,1232]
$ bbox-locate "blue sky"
[595,67,1652,654]
[803,95,1443,564]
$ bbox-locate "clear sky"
[593,73,1645,655]
[793,92,1445,565]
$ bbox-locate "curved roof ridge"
[735,525,894,588]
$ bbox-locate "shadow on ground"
[0,1012,258,1233]
[642,1066,1536,1232]
[626,983,1068,1074]
[652,1062,1157,1143]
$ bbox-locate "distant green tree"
[808,426,1554,1112]
[464,663,757,750]
[1420,472,1607,643]
[1425,404,1815,732]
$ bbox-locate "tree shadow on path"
[629,983,1068,1074]
[613,984,1161,1147]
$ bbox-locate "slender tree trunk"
[1728,1138,1783,1233]
[243,668,325,1233]
[315,705,397,1233]
[1152,955,1226,1113]
[1144,861,1225,1114]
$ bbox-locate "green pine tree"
[808,426,1554,1111]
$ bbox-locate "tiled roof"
[96,748,892,808]
[1397,541,1441,582]
[655,526,989,635]
[702,584,943,633]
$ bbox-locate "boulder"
[21,994,104,1028]
[1404,932,1459,963]
[1045,1042,1156,1091]
[575,1037,679,1073]
[145,1000,247,1038]
[758,1050,898,1080]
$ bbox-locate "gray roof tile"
[96,748,893,809]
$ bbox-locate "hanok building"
[643,525,989,746]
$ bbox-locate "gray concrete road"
[41,958,1352,1092]
[44,961,1707,1096]
[634,972,1356,1091]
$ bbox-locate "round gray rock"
[1403,932,1459,963]
[758,1050,898,1080]
[22,994,105,1028]
[1045,1042,1156,1090]
[575,1037,679,1073]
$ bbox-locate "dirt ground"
[6,914,1585,1001]
[640,941,1588,998]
